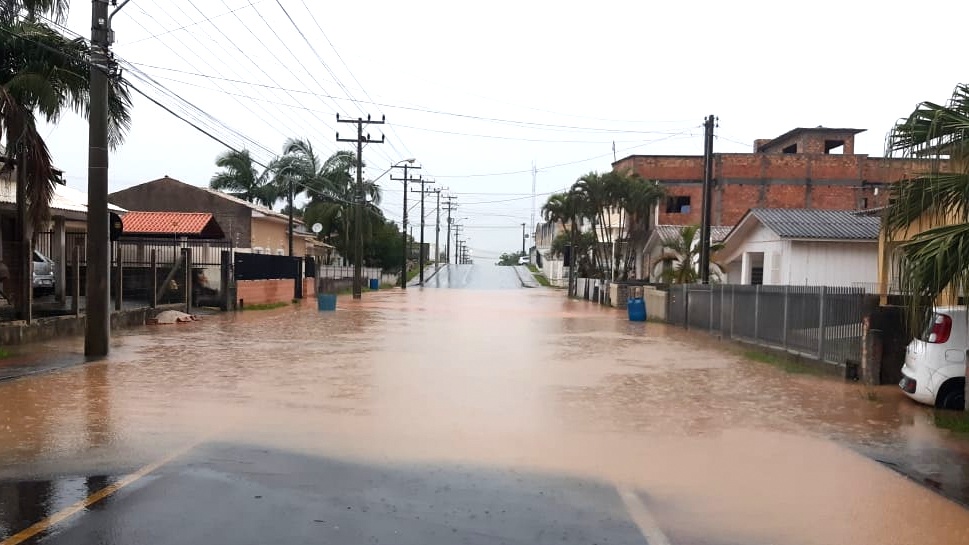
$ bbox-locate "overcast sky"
[37,0,969,260]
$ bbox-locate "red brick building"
[612,127,944,227]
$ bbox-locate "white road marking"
[617,485,673,545]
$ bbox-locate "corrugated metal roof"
[654,224,732,244]
[748,208,880,240]
[121,211,214,235]
[0,176,126,214]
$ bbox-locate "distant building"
[612,126,947,228]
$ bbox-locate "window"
[782,143,798,154]
[824,140,845,154]
[750,267,764,285]
[665,196,691,214]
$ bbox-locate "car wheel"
[936,379,967,411]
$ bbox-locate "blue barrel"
[627,297,646,322]
[317,293,337,311]
[369,278,379,290]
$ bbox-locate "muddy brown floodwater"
[1,280,968,545]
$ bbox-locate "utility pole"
[410,181,436,285]
[453,224,464,265]
[521,223,526,257]
[391,163,421,289]
[699,114,716,284]
[287,176,294,256]
[434,189,443,267]
[86,0,128,357]
[337,114,385,299]
[443,196,457,264]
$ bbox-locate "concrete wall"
[644,287,667,321]
[0,304,184,345]
[109,177,252,247]
[250,217,301,256]
[785,241,878,286]
[542,258,567,287]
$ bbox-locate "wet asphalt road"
[423,264,523,290]
[1,264,969,545]
[1,444,646,545]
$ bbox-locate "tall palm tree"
[615,172,664,280]
[884,83,969,411]
[209,149,280,208]
[1,4,131,312]
[659,225,724,284]
[280,139,381,262]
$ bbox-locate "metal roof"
[654,224,732,244]
[747,208,880,240]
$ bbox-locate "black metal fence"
[668,284,869,366]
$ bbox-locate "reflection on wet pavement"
[0,274,968,544]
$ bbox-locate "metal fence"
[668,284,869,366]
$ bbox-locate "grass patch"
[240,301,290,311]
[525,264,551,287]
[740,349,831,376]
[935,411,969,434]
[0,348,10,359]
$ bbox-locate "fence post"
[753,285,761,341]
[113,244,122,312]
[730,284,736,339]
[182,248,191,314]
[709,285,715,333]
[219,250,231,311]
[72,246,80,317]
[682,284,689,328]
[150,250,158,308]
[817,286,827,361]
[782,285,789,349]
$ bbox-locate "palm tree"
[615,172,664,280]
[1,4,132,312]
[659,225,724,284]
[884,83,969,410]
[542,188,584,295]
[279,139,381,262]
[209,149,280,208]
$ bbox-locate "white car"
[518,256,529,265]
[899,306,967,410]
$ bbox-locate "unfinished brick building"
[612,127,945,227]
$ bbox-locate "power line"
[119,62,693,136]
[122,0,267,46]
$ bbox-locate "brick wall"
[237,279,296,306]
[618,152,943,228]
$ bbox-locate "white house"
[719,208,880,287]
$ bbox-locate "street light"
[375,158,417,289]
[374,158,415,183]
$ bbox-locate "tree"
[548,230,596,277]
[542,188,586,294]
[884,83,969,410]
[659,225,724,284]
[1,4,131,313]
[497,251,524,266]
[209,149,280,208]
[278,139,383,264]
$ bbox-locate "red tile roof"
[121,212,215,235]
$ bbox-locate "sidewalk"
[0,349,87,382]
[513,265,540,288]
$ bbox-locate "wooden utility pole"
[699,114,716,284]
[336,114,384,299]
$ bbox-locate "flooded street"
[1,264,968,545]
